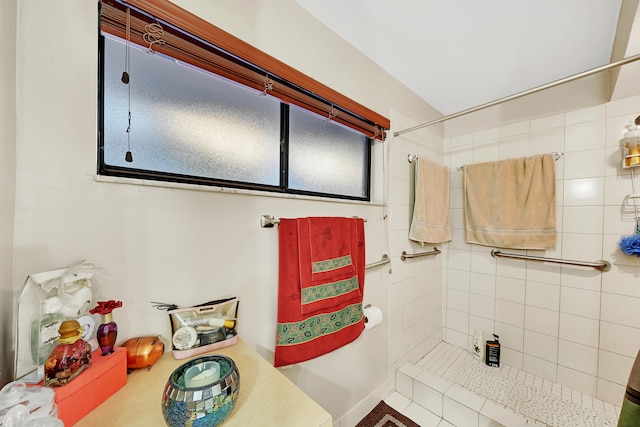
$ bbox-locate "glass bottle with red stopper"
[90,300,123,355]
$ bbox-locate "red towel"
[274,217,365,367]
[297,217,361,314]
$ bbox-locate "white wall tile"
[474,128,500,144]
[558,339,598,375]
[563,177,605,206]
[450,186,464,210]
[523,354,557,382]
[561,234,603,266]
[495,299,524,328]
[601,292,640,328]
[469,293,495,320]
[499,134,530,160]
[606,115,632,146]
[447,268,470,292]
[560,286,600,320]
[604,146,626,178]
[606,96,640,118]
[496,256,527,280]
[470,272,496,297]
[524,330,558,363]
[564,149,606,179]
[559,268,602,293]
[556,365,597,396]
[473,139,500,164]
[444,328,469,349]
[531,113,565,131]
[599,321,640,358]
[496,276,525,303]
[566,105,605,126]
[448,249,471,271]
[499,347,523,369]
[446,308,469,334]
[598,350,635,385]
[526,263,561,286]
[500,121,530,138]
[564,120,605,152]
[603,173,634,206]
[530,128,565,156]
[558,313,599,348]
[603,206,631,236]
[525,281,560,310]
[448,289,470,312]
[525,306,559,337]
[469,315,495,337]
[450,207,464,229]
[597,378,626,407]
[470,250,497,275]
[494,322,524,352]
[562,206,603,234]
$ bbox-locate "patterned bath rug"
[355,400,420,427]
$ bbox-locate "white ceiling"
[296,0,639,122]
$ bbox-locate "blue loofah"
[619,234,640,257]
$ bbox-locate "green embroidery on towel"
[301,276,359,305]
[312,255,352,273]
[276,303,363,346]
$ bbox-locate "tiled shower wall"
[442,94,640,406]
[385,111,446,390]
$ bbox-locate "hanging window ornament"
[143,22,165,53]
[261,74,274,96]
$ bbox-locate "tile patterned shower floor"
[389,341,621,427]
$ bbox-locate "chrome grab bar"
[365,254,390,270]
[401,247,441,261]
[490,249,611,272]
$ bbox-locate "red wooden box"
[53,347,127,426]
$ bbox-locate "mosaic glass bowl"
[162,355,240,427]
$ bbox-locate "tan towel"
[409,157,451,244]
[463,153,556,249]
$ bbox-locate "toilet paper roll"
[364,305,383,330]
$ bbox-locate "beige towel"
[409,157,451,244]
[463,153,556,249]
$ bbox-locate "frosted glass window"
[102,36,281,186]
[99,35,371,201]
[288,105,369,198]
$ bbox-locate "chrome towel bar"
[401,247,441,261]
[260,214,367,228]
[490,249,611,272]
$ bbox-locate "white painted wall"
[8,0,444,424]
[1,0,16,388]
[442,94,640,407]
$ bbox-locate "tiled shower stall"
[442,94,640,407]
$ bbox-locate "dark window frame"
[98,35,373,201]
[97,0,382,201]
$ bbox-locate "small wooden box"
[53,347,127,426]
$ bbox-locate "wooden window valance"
[99,0,390,140]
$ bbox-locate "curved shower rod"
[394,53,640,138]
